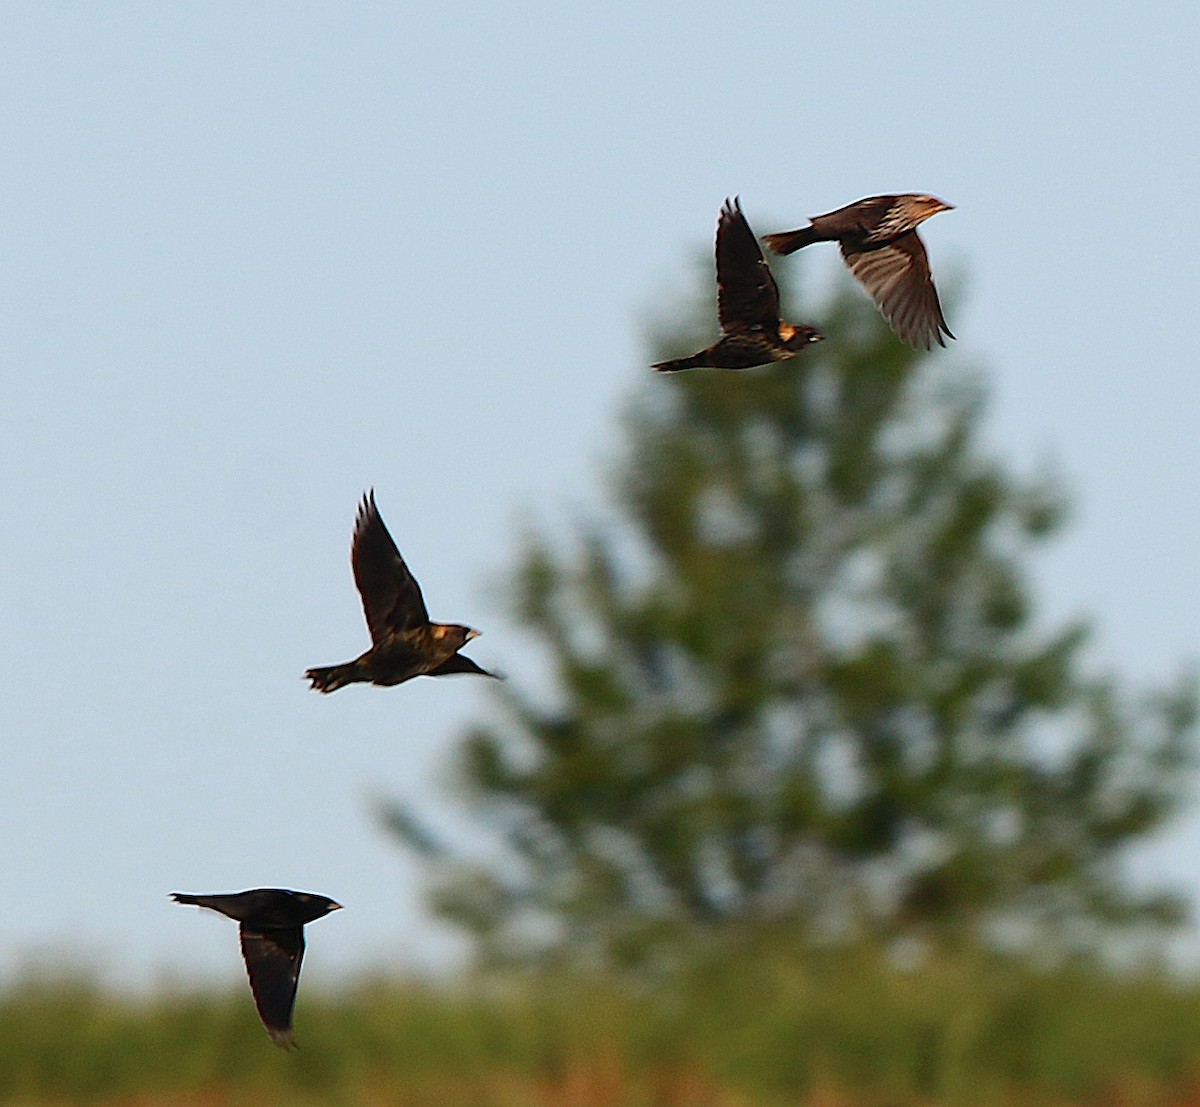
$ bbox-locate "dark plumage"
[652,197,823,373]
[171,888,342,1049]
[305,490,496,692]
[764,193,954,351]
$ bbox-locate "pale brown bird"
[764,194,954,351]
[652,197,823,372]
[305,491,496,692]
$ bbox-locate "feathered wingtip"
[268,1026,299,1050]
[426,654,501,678]
[354,488,379,534]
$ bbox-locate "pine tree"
[386,268,1196,968]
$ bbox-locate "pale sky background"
[1,3,1197,992]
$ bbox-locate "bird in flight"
[652,196,823,373]
[305,490,496,692]
[764,193,954,351]
[171,888,342,1048]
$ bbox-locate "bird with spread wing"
[764,193,954,351]
[652,197,823,373]
[305,490,496,692]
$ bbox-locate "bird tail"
[305,663,358,693]
[170,892,232,914]
[651,351,711,373]
[170,893,207,907]
[763,226,819,255]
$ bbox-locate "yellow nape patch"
[778,322,797,340]
[431,624,450,639]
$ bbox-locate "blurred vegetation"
[385,265,1197,970]
[9,946,1200,1105]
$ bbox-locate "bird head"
[779,324,824,351]
[292,892,343,922]
[433,623,481,650]
[913,194,954,221]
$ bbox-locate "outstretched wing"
[239,925,305,1049]
[840,231,953,351]
[715,197,781,332]
[351,490,430,643]
[426,654,499,678]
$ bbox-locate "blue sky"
[1,2,1197,990]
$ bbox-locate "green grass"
[5,945,1200,1105]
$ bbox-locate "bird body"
[306,623,486,692]
[171,888,341,1048]
[652,197,823,373]
[764,193,954,351]
[305,491,495,692]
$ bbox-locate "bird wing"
[351,490,430,644]
[840,232,953,351]
[425,653,499,678]
[239,925,305,1049]
[715,197,781,332]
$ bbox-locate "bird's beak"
[466,628,481,641]
[938,200,955,211]
[329,902,344,911]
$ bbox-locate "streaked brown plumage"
[652,197,823,373]
[171,888,342,1049]
[305,491,496,692]
[764,194,954,351]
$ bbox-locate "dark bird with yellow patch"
[171,888,342,1049]
[764,193,954,351]
[305,490,495,692]
[652,197,823,373]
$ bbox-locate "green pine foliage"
[394,269,1196,969]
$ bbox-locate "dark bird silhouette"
[652,197,823,373]
[764,194,954,351]
[171,888,342,1048]
[305,490,496,692]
